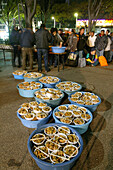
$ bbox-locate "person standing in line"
[35,24,52,72]
[110,32,113,62]
[10,26,21,67]
[50,28,63,67]
[88,31,96,51]
[95,30,108,58]
[77,27,87,58]
[20,26,35,70]
[104,30,112,62]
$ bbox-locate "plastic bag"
[78,58,86,68]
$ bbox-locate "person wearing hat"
[86,47,99,66]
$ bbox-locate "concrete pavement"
[0,53,113,170]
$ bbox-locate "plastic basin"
[17,109,52,128]
[53,104,93,134]
[17,83,43,98]
[27,123,83,170]
[55,81,82,95]
[34,88,64,108]
[68,92,101,112]
[13,74,24,80]
[39,78,61,88]
[51,47,66,53]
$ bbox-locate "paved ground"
[0,52,113,170]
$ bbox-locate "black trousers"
[12,45,21,67]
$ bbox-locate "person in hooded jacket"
[20,26,35,70]
[95,30,108,58]
[10,26,21,67]
[35,24,52,72]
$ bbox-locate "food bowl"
[51,46,66,53]
[17,102,52,128]
[53,104,93,134]
[55,81,82,95]
[17,82,43,98]
[34,88,64,108]
[27,123,83,170]
[12,70,27,79]
[24,72,43,82]
[68,92,101,112]
[39,76,61,88]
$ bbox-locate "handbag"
[99,56,108,66]
[68,52,77,60]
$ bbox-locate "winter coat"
[20,29,35,48]
[10,29,19,46]
[105,36,112,51]
[77,33,86,51]
[35,28,52,49]
[66,33,77,52]
[95,34,108,51]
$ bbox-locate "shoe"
[45,68,51,73]
[38,70,42,73]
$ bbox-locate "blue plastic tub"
[34,88,64,108]
[53,104,93,134]
[17,109,52,128]
[17,83,43,98]
[55,81,82,95]
[39,77,61,88]
[13,74,24,80]
[27,123,83,170]
[51,46,66,53]
[68,92,101,112]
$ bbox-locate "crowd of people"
[9,24,113,72]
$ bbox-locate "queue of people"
[9,24,113,71]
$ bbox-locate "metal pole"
[76,17,77,31]
[54,19,55,28]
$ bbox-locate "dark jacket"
[20,29,35,48]
[35,28,52,49]
[77,33,86,51]
[95,34,108,51]
[10,29,19,46]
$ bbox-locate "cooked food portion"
[17,101,52,121]
[63,145,78,157]
[44,126,56,135]
[39,76,60,84]
[34,88,63,101]
[18,81,41,90]
[70,92,100,105]
[56,81,81,92]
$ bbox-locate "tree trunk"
[21,0,36,28]
[88,0,102,32]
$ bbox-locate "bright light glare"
[52,17,55,20]
[74,13,78,17]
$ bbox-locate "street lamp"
[52,16,55,28]
[74,13,78,31]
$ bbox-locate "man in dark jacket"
[35,24,52,72]
[20,27,35,70]
[10,26,21,67]
[95,30,108,57]
[77,27,87,58]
